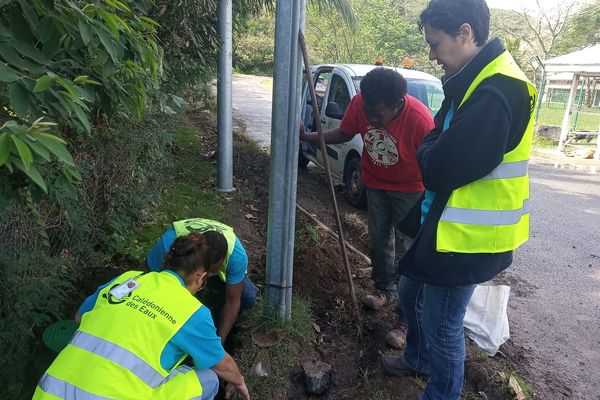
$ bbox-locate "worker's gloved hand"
[225,381,250,400]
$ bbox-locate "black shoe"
[381,355,427,378]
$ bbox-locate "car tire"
[344,155,367,209]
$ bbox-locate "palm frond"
[309,0,358,28]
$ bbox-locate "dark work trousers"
[367,188,422,292]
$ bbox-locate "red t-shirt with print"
[340,93,434,192]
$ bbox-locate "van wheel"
[344,155,367,208]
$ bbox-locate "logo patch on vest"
[183,219,227,235]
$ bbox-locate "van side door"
[319,69,354,177]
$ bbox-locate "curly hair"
[163,232,227,279]
[419,0,490,46]
[360,67,407,108]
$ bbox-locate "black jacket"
[397,38,535,286]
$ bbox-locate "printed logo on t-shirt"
[363,127,399,166]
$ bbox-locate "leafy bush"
[234,15,275,76]
[0,0,161,192]
[0,0,281,397]
[0,107,177,399]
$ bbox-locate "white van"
[300,64,444,208]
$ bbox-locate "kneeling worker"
[34,232,250,400]
[145,218,258,343]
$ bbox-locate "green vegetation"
[123,123,229,261]
[0,0,161,193]
[236,296,316,397]
[537,104,600,131]
[296,215,321,244]
[0,1,273,397]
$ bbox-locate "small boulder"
[385,328,406,349]
[249,349,270,377]
[302,360,333,395]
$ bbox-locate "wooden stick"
[296,204,371,265]
[298,30,363,340]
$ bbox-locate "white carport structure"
[543,45,600,159]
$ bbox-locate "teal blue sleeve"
[161,306,226,370]
[147,227,177,272]
[226,238,248,285]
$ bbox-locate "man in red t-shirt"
[300,68,434,312]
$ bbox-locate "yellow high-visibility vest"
[437,51,537,253]
[173,218,237,282]
[33,271,204,400]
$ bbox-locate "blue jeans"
[203,275,258,325]
[239,275,259,310]
[162,366,219,400]
[398,276,475,400]
[196,368,220,400]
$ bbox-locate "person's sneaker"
[361,291,397,310]
[381,355,425,378]
[384,328,406,349]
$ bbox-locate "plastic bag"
[463,284,511,355]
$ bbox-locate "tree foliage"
[0,0,161,194]
[554,0,600,54]
[235,0,438,76]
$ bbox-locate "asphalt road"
[231,74,600,399]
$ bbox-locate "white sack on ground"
[463,284,511,355]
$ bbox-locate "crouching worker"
[145,218,258,343]
[33,233,250,400]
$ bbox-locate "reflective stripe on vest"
[172,218,238,282]
[441,199,529,226]
[436,50,537,253]
[37,368,204,400]
[70,331,165,388]
[482,160,529,180]
[37,373,114,400]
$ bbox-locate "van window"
[407,80,444,115]
[327,74,351,114]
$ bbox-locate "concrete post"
[558,73,580,153]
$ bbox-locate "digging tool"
[298,30,363,340]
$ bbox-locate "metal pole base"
[216,186,236,193]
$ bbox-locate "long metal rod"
[298,30,362,339]
[217,0,234,192]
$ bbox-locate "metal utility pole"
[264,0,306,320]
[217,0,234,192]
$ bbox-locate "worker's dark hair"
[163,232,227,280]
[360,68,407,108]
[418,0,490,46]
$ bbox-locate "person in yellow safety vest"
[381,1,537,400]
[34,232,250,400]
[144,218,258,345]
